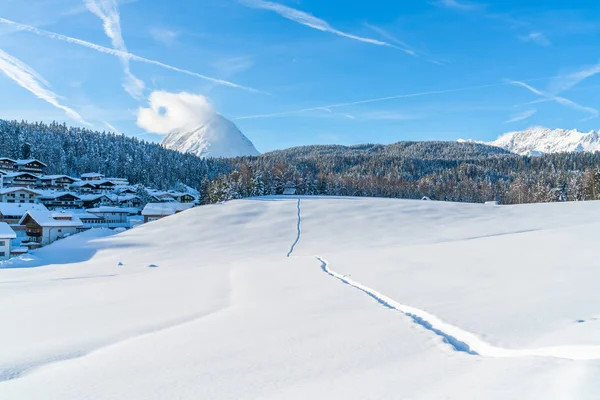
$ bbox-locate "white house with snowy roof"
[142,203,194,223]
[0,202,48,225]
[0,187,42,203]
[19,210,83,247]
[0,222,16,261]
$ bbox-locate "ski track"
[317,257,600,361]
[287,198,301,257]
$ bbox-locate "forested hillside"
[3,120,600,205]
[0,120,232,189]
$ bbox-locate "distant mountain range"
[462,127,600,156]
[161,113,259,158]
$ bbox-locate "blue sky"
[0,0,600,152]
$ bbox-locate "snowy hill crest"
[161,113,259,158]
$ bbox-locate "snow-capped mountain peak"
[470,127,600,155]
[161,113,259,158]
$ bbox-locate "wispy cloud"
[0,16,258,92]
[233,77,552,120]
[549,62,600,94]
[212,56,255,76]
[238,0,394,48]
[518,32,551,46]
[364,23,444,64]
[103,121,119,132]
[433,0,480,10]
[0,48,88,125]
[85,0,145,100]
[504,108,536,123]
[149,27,179,46]
[509,80,598,120]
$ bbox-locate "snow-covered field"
[2,196,600,399]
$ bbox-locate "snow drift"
[2,196,600,399]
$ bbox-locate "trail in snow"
[317,257,600,361]
[287,199,302,257]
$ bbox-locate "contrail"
[233,77,553,120]
[0,16,258,93]
[0,48,89,125]
[85,0,145,99]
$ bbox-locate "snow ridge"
[485,127,600,155]
[287,199,302,257]
[317,257,600,360]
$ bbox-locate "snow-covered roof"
[2,172,39,178]
[78,194,110,201]
[142,202,194,216]
[80,173,105,178]
[15,159,47,167]
[39,175,79,181]
[77,212,104,220]
[0,157,16,162]
[0,187,42,195]
[87,206,130,213]
[93,180,116,186]
[10,247,28,254]
[0,202,48,217]
[70,181,97,188]
[0,221,16,238]
[19,210,83,227]
[112,194,140,201]
[37,191,81,200]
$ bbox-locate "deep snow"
[1,196,600,399]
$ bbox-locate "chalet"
[0,158,16,172]
[94,180,117,191]
[77,212,105,229]
[37,175,79,189]
[168,192,197,203]
[149,190,177,203]
[0,222,16,261]
[78,194,113,209]
[80,172,105,181]
[115,187,137,195]
[0,187,42,204]
[141,202,194,223]
[0,203,49,225]
[108,193,141,209]
[36,192,82,209]
[105,177,129,186]
[19,211,83,247]
[87,206,130,226]
[2,172,39,187]
[14,159,47,174]
[70,181,98,193]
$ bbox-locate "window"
[0,252,4,257]
[0,241,4,246]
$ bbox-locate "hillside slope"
[2,197,600,399]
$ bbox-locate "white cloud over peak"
[85,0,145,100]
[137,91,215,134]
[0,48,88,125]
